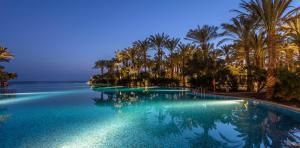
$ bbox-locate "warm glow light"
[0,89,88,105]
[60,116,129,147]
[164,100,244,109]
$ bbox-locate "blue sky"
[0,0,299,81]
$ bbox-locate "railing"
[193,87,207,99]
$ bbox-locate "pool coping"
[202,92,300,113]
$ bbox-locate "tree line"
[91,0,300,101]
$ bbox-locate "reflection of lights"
[114,103,122,108]
[243,101,248,110]
[0,95,50,105]
[0,89,87,105]
[0,91,65,96]
[148,89,190,92]
[61,119,125,148]
[60,112,138,148]
[129,97,138,102]
[94,86,124,90]
[0,114,10,122]
[164,100,244,108]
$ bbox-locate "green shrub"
[189,75,213,90]
[215,68,238,91]
[149,77,180,86]
[274,68,300,101]
[252,67,267,93]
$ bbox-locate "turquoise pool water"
[0,83,299,147]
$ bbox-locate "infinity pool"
[0,83,299,147]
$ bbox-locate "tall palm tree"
[106,58,117,81]
[148,33,169,76]
[133,39,150,73]
[94,60,107,79]
[124,47,139,78]
[177,43,195,86]
[186,25,219,58]
[222,16,256,91]
[240,0,295,98]
[165,38,180,79]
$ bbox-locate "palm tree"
[217,44,235,66]
[165,38,180,79]
[240,0,295,98]
[133,39,150,73]
[285,14,300,62]
[106,58,117,81]
[222,16,256,91]
[118,47,139,80]
[130,47,143,80]
[0,46,16,86]
[115,50,130,79]
[249,32,266,69]
[0,47,14,62]
[186,25,219,58]
[148,33,169,76]
[177,43,195,86]
[94,60,107,79]
[126,47,138,69]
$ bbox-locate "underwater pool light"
[164,100,244,109]
[0,89,88,105]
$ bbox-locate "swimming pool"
[0,83,299,147]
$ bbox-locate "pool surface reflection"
[0,84,299,147]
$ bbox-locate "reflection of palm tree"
[231,101,300,147]
[188,132,222,148]
[231,101,271,147]
[92,88,300,147]
[0,108,10,126]
[263,111,300,147]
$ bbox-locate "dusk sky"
[1,0,299,81]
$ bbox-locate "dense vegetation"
[0,46,17,87]
[91,0,300,101]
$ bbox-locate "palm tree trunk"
[245,47,253,92]
[298,49,300,64]
[265,33,277,99]
[171,55,174,79]
[101,67,104,80]
[158,49,163,76]
[182,60,185,87]
[144,53,147,73]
